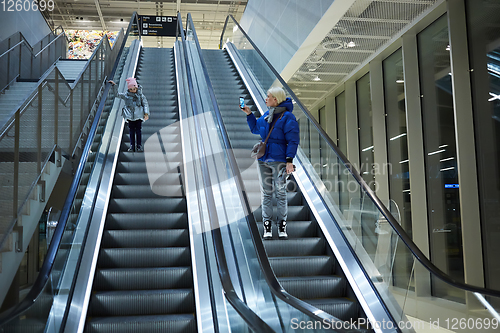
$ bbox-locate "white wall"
[0,10,51,45]
[239,0,334,73]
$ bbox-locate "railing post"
[88,63,92,114]
[39,39,43,78]
[13,111,20,221]
[30,44,33,79]
[38,85,42,175]
[19,43,22,79]
[7,38,11,87]
[101,46,104,81]
[80,76,84,131]
[70,89,74,151]
[54,68,59,147]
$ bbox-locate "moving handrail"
[179,13,274,333]
[0,12,139,328]
[187,12,353,330]
[220,14,500,300]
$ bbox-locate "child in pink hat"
[109,77,149,152]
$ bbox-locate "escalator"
[202,49,370,327]
[84,47,197,333]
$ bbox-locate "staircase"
[202,49,371,327]
[0,81,38,122]
[56,59,88,81]
[84,48,196,333]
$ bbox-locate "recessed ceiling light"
[313,75,321,81]
[346,41,356,48]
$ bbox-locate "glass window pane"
[383,48,413,289]
[335,92,350,212]
[357,73,375,190]
[336,92,347,155]
[418,14,464,301]
[465,0,500,293]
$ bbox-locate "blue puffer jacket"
[247,98,300,163]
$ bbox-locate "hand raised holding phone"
[240,97,252,115]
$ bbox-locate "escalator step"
[105,213,187,230]
[102,229,189,248]
[304,298,358,322]
[113,173,181,186]
[107,198,186,213]
[116,161,182,173]
[88,289,194,316]
[278,276,346,299]
[269,256,334,277]
[111,185,182,198]
[85,314,196,333]
[93,267,192,290]
[97,247,191,268]
[262,238,325,256]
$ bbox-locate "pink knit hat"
[126,77,138,90]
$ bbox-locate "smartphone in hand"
[239,97,245,109]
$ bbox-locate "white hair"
[267,86,286,105]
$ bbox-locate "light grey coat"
[113,84,149,122]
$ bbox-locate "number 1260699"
[2,0,54,12]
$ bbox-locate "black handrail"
[0,12,139,328]
[181,13,274,333]
[187,13,353,330]
[220,14,500,299]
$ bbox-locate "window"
[418,14,464,300]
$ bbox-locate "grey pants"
[257,161,287,223]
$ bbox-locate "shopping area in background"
[67,30,119,59]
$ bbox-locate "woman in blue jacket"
[241,87,300,240]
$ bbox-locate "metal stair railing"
[0,12,139,331]
[0,19,125,273]
[0,27,69,93]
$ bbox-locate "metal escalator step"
[112,184,182,198]
[119,150,181,162]
[113,173,181,186]
[106,213,187,230]
[88,289,194,316]
[278,276,346,299]
[85,314,196,333]
[303,298,359,322]
[262,238,325,256]
[97,247,191,268]
[102,229,189,248]
[107,198,186,213]
[1,318,46,333]
[116,161,182,173]
[93,267,193,291]
[269,256,334,277]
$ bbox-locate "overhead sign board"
[139,15,178,37]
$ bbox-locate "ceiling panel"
[49,0,247,49]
